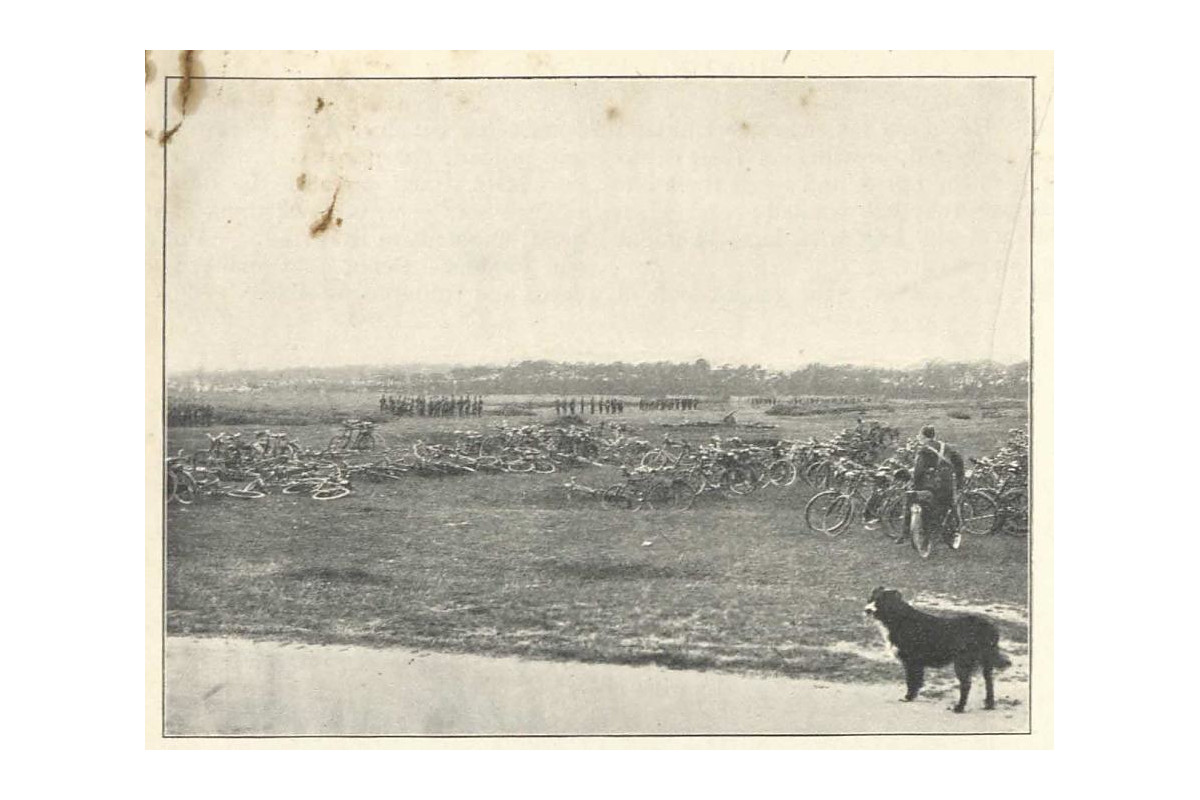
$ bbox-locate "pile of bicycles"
[166,449,353,504]
[635,435,803,495]
[166,427,357,505]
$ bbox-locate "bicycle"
[282,464,352,500]
[805,468,904,537]
[562,476,636,509]
[640,436,697,470]
[964,458,1027,536]
[226,472,268,499]
[329,420,377,452]
[957,489,1001,536]
[253,430,300,459]
[166,456,198,505]
[609,467,695,511]
[500,447,556,474]
[764,451,799,487]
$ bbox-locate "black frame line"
[161,75,169,741]
[163,74,1037,81]
[159,71,1041,743]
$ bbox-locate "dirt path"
[164,636,1029,737]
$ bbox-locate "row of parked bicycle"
[802,428,1029,541]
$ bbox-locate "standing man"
[909,425,966,550]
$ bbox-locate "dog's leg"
[982,660,996,710]
[953,660,974,713]
[903,663,924,702]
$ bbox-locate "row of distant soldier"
[380,395,485,417]
[554,397,625,415]
[638,397,702,411]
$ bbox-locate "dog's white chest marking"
[872,618,900,659]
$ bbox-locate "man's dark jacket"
[912,440,965,502]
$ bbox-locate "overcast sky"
[164,77,1032,373]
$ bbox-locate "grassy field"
[164,400,1029,686]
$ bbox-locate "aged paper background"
[146,50,1053,749]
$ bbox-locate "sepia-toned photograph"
[147,51,1052,745]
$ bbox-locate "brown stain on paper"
[158,50,206,146]
[175,50,206,117]
[296,173,308,191]
[158,122,182,145]
[145,51,155,85]
[605,105,621,122]
[309,186,342,237]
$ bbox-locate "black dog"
[864,587,1010,713]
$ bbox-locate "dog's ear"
[870,586,885,601]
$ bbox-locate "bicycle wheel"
[328,434,349,451]
[677,470,705,497]
[533,460,556,474]
[167,471,189,504]
[641,450,668,470]
[805,461,833,490]
[312,485,351,501]
[356,432,377,451]
[505,459,535,473]
[910,504,932,558]
[880,495,907,541]
[999,489,1029,536]
[767,459,798,487]
[602,483,634,510]
[227,488,266,499]
[725,466,757,496]
[959,490,1000,535]
[748,463,767,491]
[805,490,850,534]
[177,471,198,504]
[643,480,674,510]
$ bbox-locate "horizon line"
[166,357,1030,378]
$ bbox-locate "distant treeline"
[170,359,1029,400]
